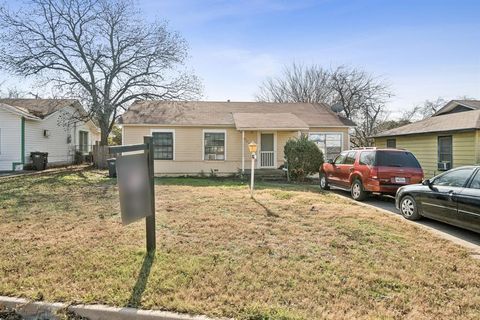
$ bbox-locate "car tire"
[319,172,330,190]
[399,195,421,220]
[351,179,368,201]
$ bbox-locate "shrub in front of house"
[284,135,324,182]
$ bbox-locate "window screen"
[153,132,174,160]
[386,139,396,148]
[438,136,452,166]
[79,131,89,154]
[204,132,225,160]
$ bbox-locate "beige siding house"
[374,100,480,178]
[120,101,355,176]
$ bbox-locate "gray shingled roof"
[434,99,480,116]
[233,113,309,130]
[119,101,356,128]
[374,109,480,138]
[0,98,79,119]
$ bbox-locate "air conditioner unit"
[438,162,451,171]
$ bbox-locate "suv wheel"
[400,195,421,220]
[319,173,330,190]
[351,179,368,201]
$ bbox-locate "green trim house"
[0,99,100,171]
[374,100,480,178]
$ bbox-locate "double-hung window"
[386,138,396,148]
[308,132,343,161]
[79,131,89,154]
[152,130,174,160]
[438,136,452,170]
[204,130,226,160]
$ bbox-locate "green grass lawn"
[1,169,480,319]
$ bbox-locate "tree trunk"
[100,121,110,146]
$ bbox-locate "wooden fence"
[92,142,112,169]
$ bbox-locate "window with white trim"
[152,131,174,160]
[308,132,343,160]
[204,131,225,160]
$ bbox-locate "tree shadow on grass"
[252,197,280,218]
[127,251,155,308]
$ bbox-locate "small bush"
[284,135,324,182]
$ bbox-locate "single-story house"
[374,100,480,178]
[0,99,100,171]
[119,101,356,176]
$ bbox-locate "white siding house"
[0,99,100,171]
[0,107,22,171]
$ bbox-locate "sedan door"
[456,169,480,232]
[418,168,476,224]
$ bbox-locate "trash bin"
[107,158,117,178]
[30,152,48,170]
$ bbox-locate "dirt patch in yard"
[0,170,480,319]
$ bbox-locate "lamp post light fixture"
[248,141,257,198]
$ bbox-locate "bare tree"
[256,63,333,104]
[0,0,201,145]
[404,97,447,121]
[256,63,393,147]
[0,81,24,98]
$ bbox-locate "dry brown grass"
[1,169,480,319]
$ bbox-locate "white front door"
[259,133,275,168]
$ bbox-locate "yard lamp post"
[248,141,257,198]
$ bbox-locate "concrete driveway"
[331,188,480,256]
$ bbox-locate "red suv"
[320,148,424,201]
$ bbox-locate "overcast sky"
[2,0,480,118]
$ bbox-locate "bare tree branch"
[256,63,393,147]
[0,0,202,144]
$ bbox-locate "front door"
[260,133,275,168]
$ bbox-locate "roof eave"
[235,127,310,131]
[373,127,479,138]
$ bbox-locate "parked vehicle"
[396,166,480,233]
[320,148,424,201]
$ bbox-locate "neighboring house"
[0,99,100,171]
[119,101,355,176]
[374,100,480,178]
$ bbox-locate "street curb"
[330,192,480,256]
[0,296,220,320]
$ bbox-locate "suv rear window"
[376,151,421,168]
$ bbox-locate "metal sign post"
[248,141,257,198]
[109,136,156,253]
[250,153,256,198]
